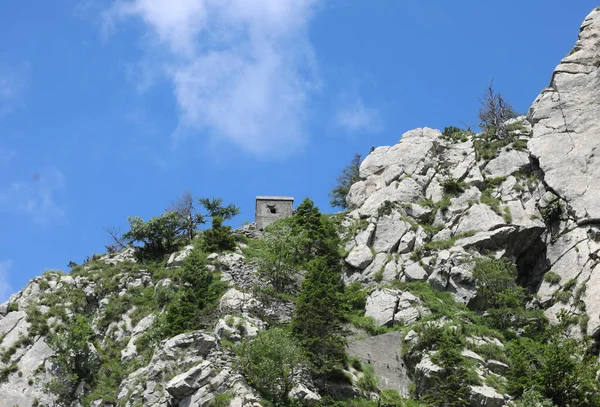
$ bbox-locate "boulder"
[404,262,429,282]
[468,385,506,407]
[219,289,260,313]
[345,244,375,270]
[454,204,505,235]
[214,315,265,342]
[414,354,443,396]
[166,360,213,399]
[365,289,429,326]
[372,212,410,253]
[359,128,441,179]
[167,245,194,267]
[358,178,424,218]
[289,384,321,406]
[487,360,509,375]
[483,149,530,178]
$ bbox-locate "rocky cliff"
[343,7,600,339]
[1,7,600,407]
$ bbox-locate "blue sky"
[0,0,597,301]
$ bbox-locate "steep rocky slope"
[343,7,600,338]
[1,7,600,407]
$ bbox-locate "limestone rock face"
[341,114,543,303]
[345,244,375,269]
[529,8,600,222]
[364,289,429,326]
[526,8,600,339]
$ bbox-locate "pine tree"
[291,257,346,375]
[293,198,341,266]
[164,249,218,336]
[421,329,471,407]
[329,154,361,209]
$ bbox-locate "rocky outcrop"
[529,8,600,222]
[364,289,429,326]
[526,8,600,339]
[117,331,259,407]
[342,117,544,303]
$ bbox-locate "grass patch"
[423,231,476,251]
[441,178,466,196]
[502,206,512,223]
[480,190,501,215]
[543,271,561,285]
[563,278,578,291]
[553,290,572,304]
[485,374,507,393]
[0,364,18,383]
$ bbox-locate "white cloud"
[0,260,14,303]
[0,167,66,224]
[105,0,320,157]
[334,94,383,134]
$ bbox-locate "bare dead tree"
[167,189,206,241]
[479,81,517,139]
[104,226,127,253]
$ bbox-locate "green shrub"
[7,302,18,313]
[377,200,396,217]
[507,321,600,405]
[163,249,227,337]
[516,389,555,407]
[543,271,561,285]
[502,206,512,223]
[329,153,361,209]
[342,282,368,315]
[349,357,363,371]
[291,256,346,374]
[480,190,501,215]
[201,216,237,253]
[252,218,310,293]
[38,279,50,291]
[210,391,235,407]
[562,278,578,291]
[472,258,524,309]
[579,314,590,332]
[46,315,100,404]
[553,290,571,304]
[441,178,466,196]
[0,364,18,383]
[421,327,472,406]
[357,364,378,395]
[373,267,384,283]
[123,212,186,259]
[540,200,561,223]
[237,328,307,406]
[574,282,587,301]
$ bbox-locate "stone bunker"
[255,196,294,230]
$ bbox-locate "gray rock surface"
[345,244,375,269]
[529,8,600,222]
[364,289,429,326]
[347,331,411,396]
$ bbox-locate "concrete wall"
[347,331,412,396]
[255,196,294,230]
